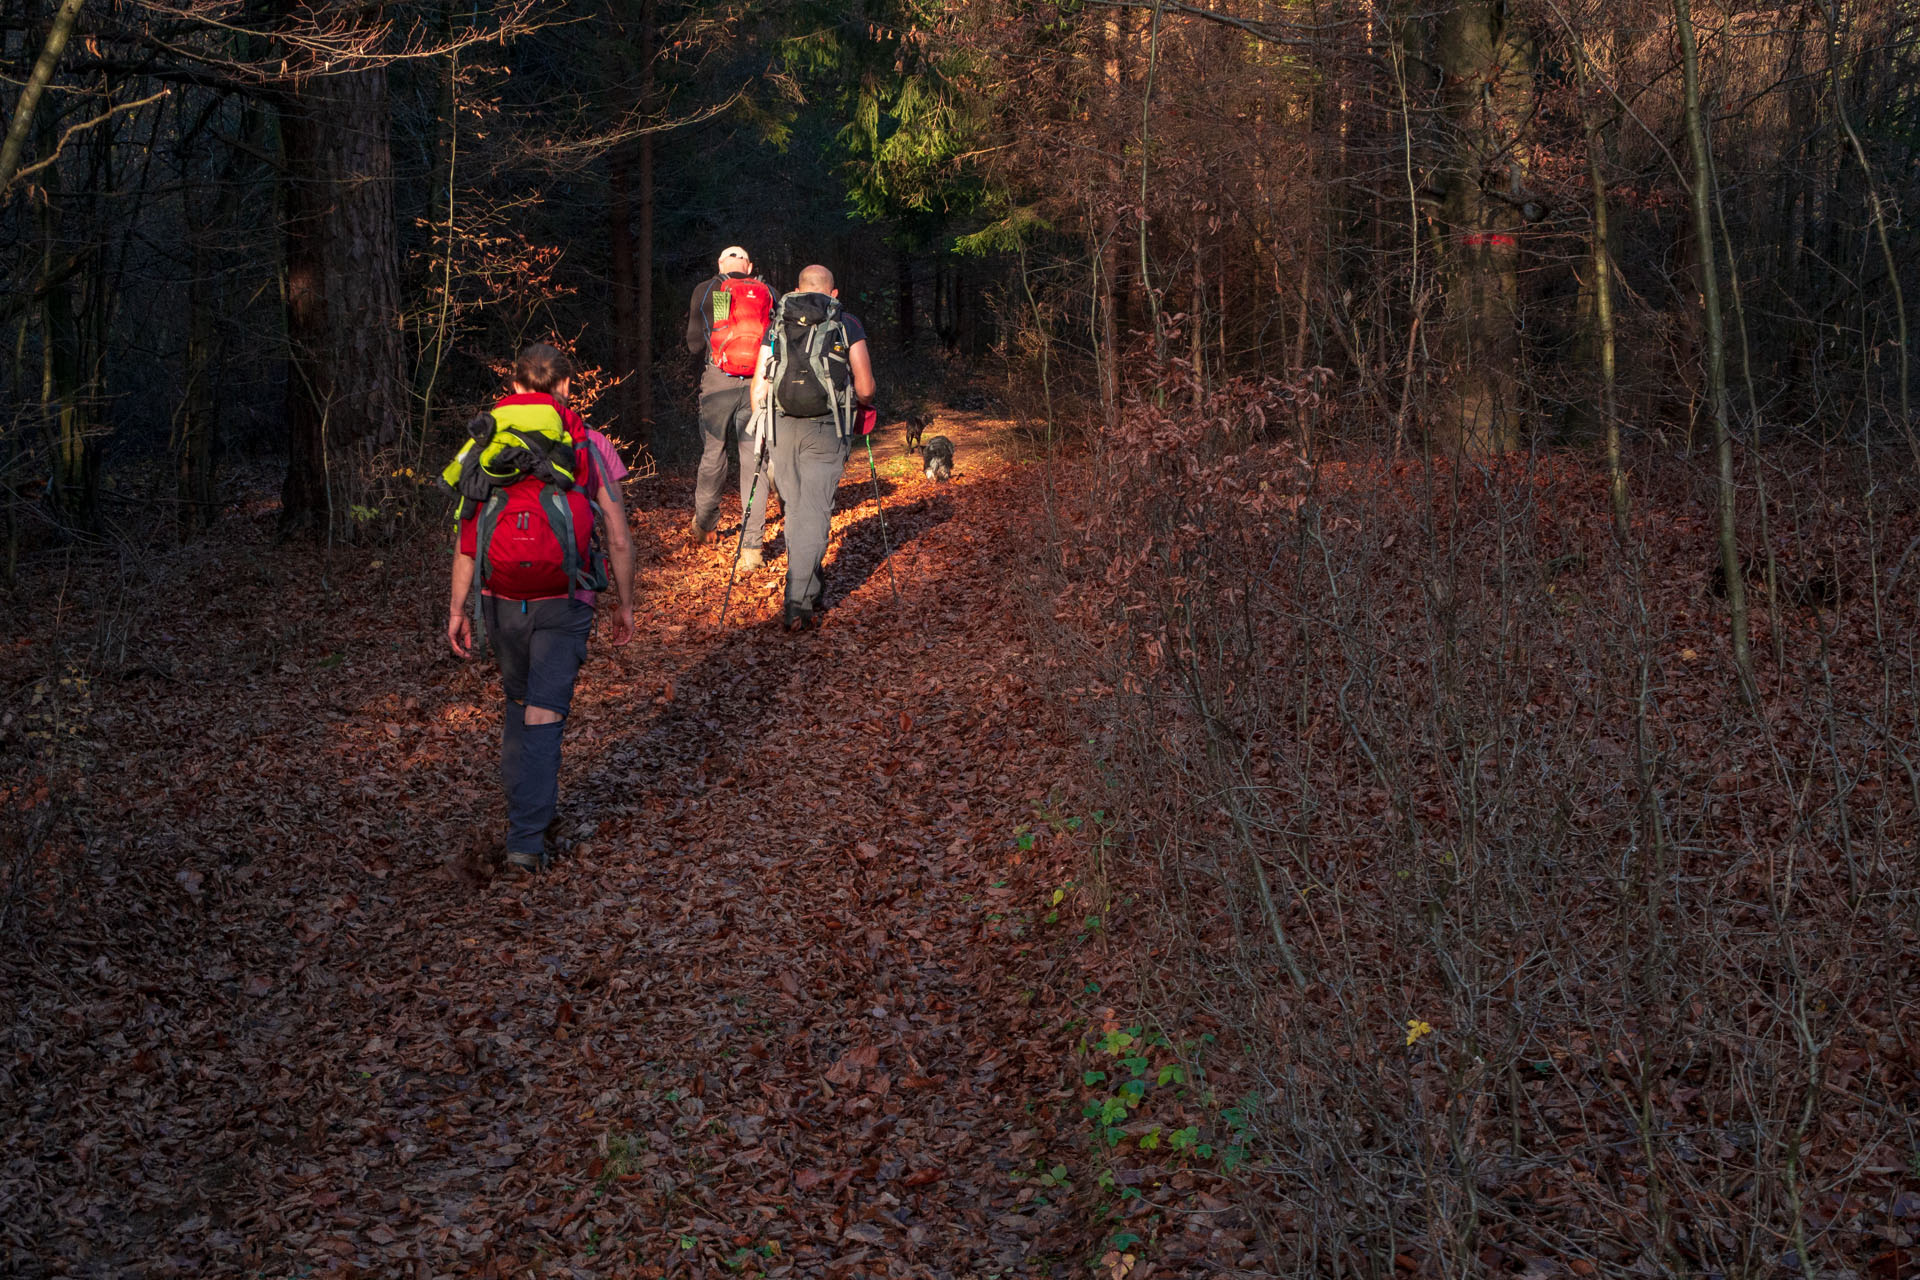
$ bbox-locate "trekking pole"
[862,431,904,606]
[717,425,770,630]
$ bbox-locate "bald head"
[796,264,835,294]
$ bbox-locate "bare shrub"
[1043,376,1920,1275]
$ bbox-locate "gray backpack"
[770,291,854,433]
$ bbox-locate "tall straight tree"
[1673,0,1753,689]
[635,0,656,442]
[38,170,99,532]
[1428,0,1536,456]
[609,139,638,427]
[605,0,655,447]
[279,61,408,532]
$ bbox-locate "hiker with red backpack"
[684,245,776,571]
[443,343,635,872]
[749,264,878,632]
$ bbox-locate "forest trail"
[6,413,1115,1278]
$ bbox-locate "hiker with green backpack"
[748,264,878,632]
[443,343,635,872]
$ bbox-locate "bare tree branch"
[1078,0,1329,48]
[0,0,89,197]
[6,88,170,192]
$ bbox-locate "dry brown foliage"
[1035,373,1920,1277]
[0,415,1154,1277]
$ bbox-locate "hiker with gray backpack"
[748,264,877,632]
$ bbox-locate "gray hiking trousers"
[692,373,771,549]
[769,412,851,614]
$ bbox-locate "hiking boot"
[737,546,764,573]
[783,603,816,633]
[686,520,715,548]
[505,848,550,873]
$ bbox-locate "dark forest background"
[5,0,1920,1275]
[1,0,1913,562]
[0,0,1009,562]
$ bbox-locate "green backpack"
[439,404,582,519]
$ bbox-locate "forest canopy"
[0,0,1912,558]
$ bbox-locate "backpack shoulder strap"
[474,488,508,588]
[803,299,853,433]
[574,426,598,503]
[700,275,724,344]
[768,291,796,374]
[539,483,584,590]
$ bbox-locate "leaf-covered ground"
[3,415,1182,1277]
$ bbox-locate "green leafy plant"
[597,1132,645,1185]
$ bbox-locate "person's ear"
[831,287,840,298]
[554,377,572,400]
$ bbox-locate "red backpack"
[470,402,606,600]
[707,276,774,377]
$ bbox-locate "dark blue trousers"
[483,596,592,856]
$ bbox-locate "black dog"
[922,434,954,482]
[902,414,929,455]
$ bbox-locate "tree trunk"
[1431,1,1534,457]
[417,2,461,445]
[36,111,98,533]
[179,238,219,538]
[896,241,915,343]
[1190,250,1206,404]
[1674,0,1753,689]
[951,256,966,353]
[6,316,25,580]
[634,0,656,446]
[934,257,954,348]
[1570,43,1627,536]
[1136,0,1165,370]
[177,111,262,538]
[609,142,637,429]
[636,133,654,445]
[1820,0,1914,463]
[281,90,332,530]
[1099,234,1119,419]
[40,234,98,533]
[1590,127,1626,538]
[280,66,407,534]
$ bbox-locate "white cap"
[719,245,751,267]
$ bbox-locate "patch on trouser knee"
[520,604,592,718]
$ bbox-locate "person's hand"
[609,603,636,647]
[448,608,473,658]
